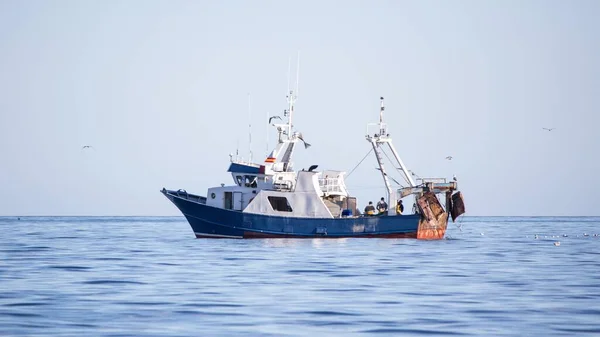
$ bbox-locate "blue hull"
[162,189,440,239]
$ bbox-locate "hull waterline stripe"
[183,211,417,238]
[194,232,243,239]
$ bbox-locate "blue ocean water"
[0,216,599,336]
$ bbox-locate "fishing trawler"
[161,90,465,239]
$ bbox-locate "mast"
[365,97,416,215]
[367,97,394,213]
[285,84,295,141]
[283,51,300,142]
[285,52,299,142]
[264,53,302,171]
[280,54,298,168]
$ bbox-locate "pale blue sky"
[1,0,598,216]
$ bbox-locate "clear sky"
[1,0,598,216]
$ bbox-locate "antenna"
[380,96,384,124]
[287,56,291,96]
[285,51,300,139]
[248,92,252,162]
[295,51,300,97]
[379,96,386,136]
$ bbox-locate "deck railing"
[318,178,344,194]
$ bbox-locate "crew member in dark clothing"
[377,197,388,214]
[364,201,376,216]
[412,202,419,214]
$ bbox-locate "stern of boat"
[416,191,449,239]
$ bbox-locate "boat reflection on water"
[258,238,350,248]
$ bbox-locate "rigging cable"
[380,147,410,186]
[346,148,373,180]
[455,210,466,232]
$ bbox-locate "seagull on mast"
[268,116,282,124]
[542,127,555,131]
[408,170,422,179]
[375,168,402,185]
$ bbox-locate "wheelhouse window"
[244,175,257,188]
[268,196,293,212]
[236,176,243,186]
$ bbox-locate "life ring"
[210,193,216,199]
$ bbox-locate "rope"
[456,212,466,232]
[346,186,389,190]
[346,148,373,180]
[380,147,409,186]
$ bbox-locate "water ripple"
[0,216,599,336]
[362,328,468,335]
[82,280,146,285]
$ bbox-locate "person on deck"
[364,201,376,216]
[377,197,388,214]
[396,200,404,215]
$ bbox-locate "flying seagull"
[81,145,94,150]
[296,133,311,149]
[268,116,282,124]
[445,156,453,160]
[542,127,555,131]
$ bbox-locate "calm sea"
[1,216,599,336]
